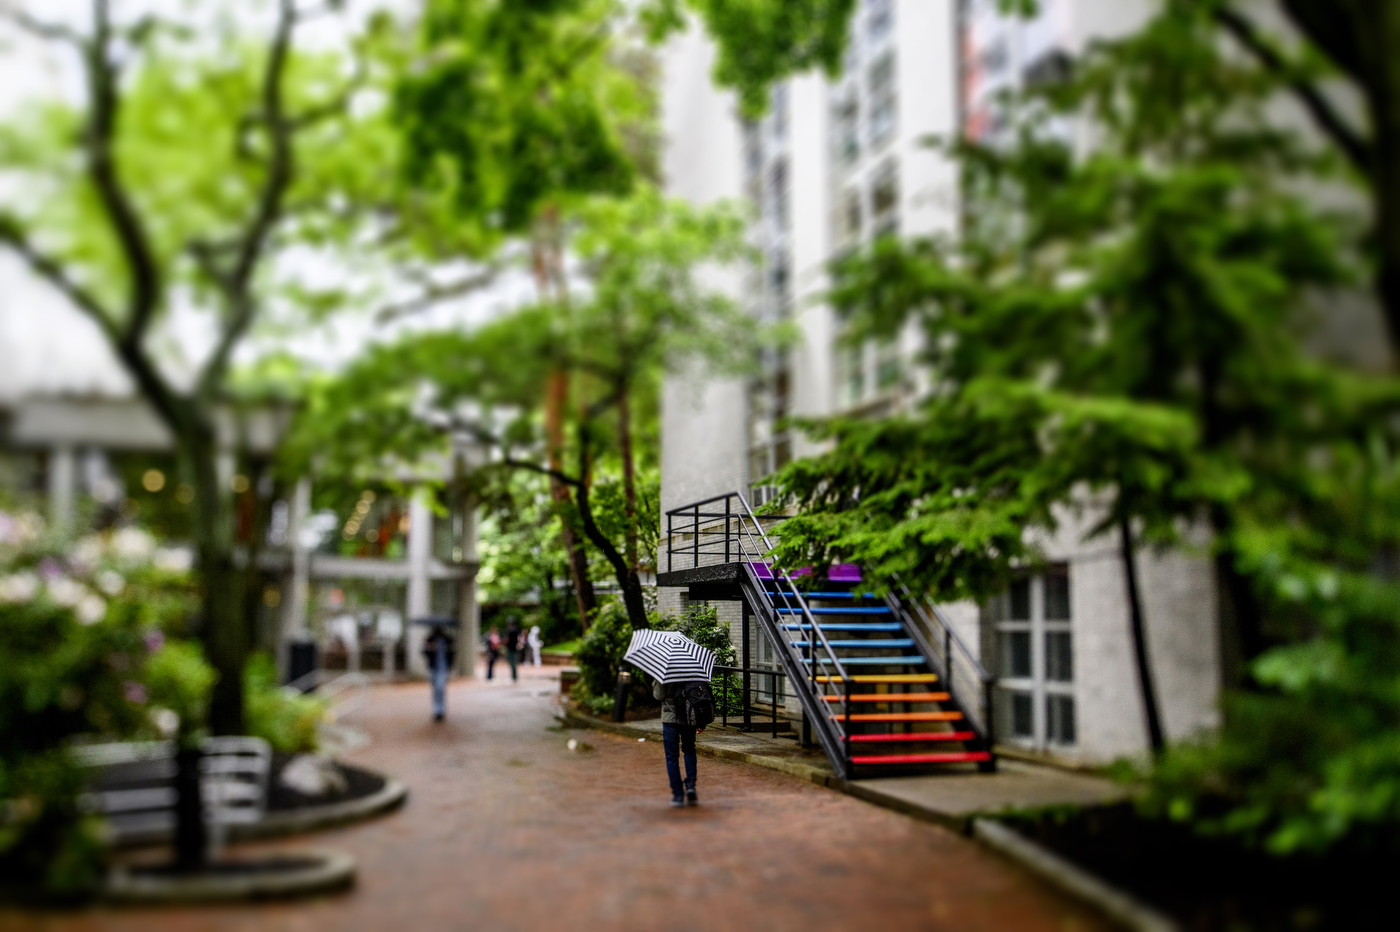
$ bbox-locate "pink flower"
[143,630,165,653]
[123,681,148,705]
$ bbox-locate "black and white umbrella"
[623,629,717,684]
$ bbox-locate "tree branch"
[0,5,87,48]
[374,265,504,323]
[1214,5,1371,172]
[84,0,163,361]
[0,214,119,343]
[502,457,582,489]
[199,0,299,400]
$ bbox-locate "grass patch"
[543,639,579,654]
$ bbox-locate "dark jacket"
[504,624,522,652]
[423,633,455,668]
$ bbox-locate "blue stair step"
[768,591,877,600]
[774,607,891,615]
[782,623,903,632]
[792,639,915,649]
[801,656,926,665]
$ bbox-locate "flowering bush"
[0,511,201,899]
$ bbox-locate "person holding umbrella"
[418,620,456,722]
[624,629,717,808]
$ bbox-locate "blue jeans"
[662,723,697,798]
[431,654,448,717]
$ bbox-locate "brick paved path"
[4,672,1108,932]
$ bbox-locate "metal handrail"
[892,574,993,683]
[667,491,855,764]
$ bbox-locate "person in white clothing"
[527,625,543,667]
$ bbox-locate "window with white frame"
[871,160,899,237]
[983,566,1076,750]
[868,52,896,146]
[834,96,860,168]
[866,0,893,42]
[836,186,862,250]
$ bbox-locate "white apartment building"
[657,0,1221,766]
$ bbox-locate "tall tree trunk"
[533,225,596,628]
[575,425,649,631]
[617,379,640,573]
[183,418,247,736]
[1118,512,1165,755]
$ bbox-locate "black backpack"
[674,681,716,728]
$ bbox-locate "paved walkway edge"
[972,820,1180,932]
[564,710,1177,931]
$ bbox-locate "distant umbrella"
[411,615,459,627]
[623,630,716,684]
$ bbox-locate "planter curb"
[972,819,1180,932]
[103,848,355,904]
[231,777,409,841]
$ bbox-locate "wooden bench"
[72,737,272,848]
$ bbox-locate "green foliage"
[394,0,651,247]
[764,3,1400,854]
[243,654,324,754]
[641,0,856,116]
[574,599,634,700]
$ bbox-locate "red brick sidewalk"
[2,672,1108,932]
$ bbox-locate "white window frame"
[987,567,1076,751]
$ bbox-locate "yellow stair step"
[815,674,939,684]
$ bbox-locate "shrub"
[244,654,324,753]
[574,600,633,702]
[0,514,198,898]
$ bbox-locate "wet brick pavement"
[1,669,1110,932]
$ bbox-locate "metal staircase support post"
[742,599,751,731]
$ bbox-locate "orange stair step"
[851,751,992,765]
[823,692,950,703]
[831,711,964,723]
[849,731,976,743]
[815,674,939,684]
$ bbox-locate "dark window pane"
[982,590,1008,624]
[1011,691,1033,738]
[1045,569,1071,620]
[999,630,1031,678]
[1046,631,1073,682]
[1009,577,1031,620]
[1048,694,1076,744]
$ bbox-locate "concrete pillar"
[279,477,312,681]
[48,444,75,533]
[457,495,480,678]
[405,487,433,678]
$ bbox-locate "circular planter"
[104,848,355,904]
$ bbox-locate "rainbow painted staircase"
[660,492,996,780]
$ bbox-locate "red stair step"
[849,731,976,743]
[850,751,993,765]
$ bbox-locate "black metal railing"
[664,491,855,775]
[886,574,997,764]
[713,664,791,739]
[665,490,999,774]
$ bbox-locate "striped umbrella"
[623,629,717,684]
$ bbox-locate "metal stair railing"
[885,575,997,769]
[730,492,854,775]
[664,491,854,776]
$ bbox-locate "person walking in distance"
[527,624,543,667]
[423,624,455,722]
[653,680,705,807]
[485,626,502,681]
[504,616,522,682]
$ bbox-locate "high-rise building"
[657,0,1220,766]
